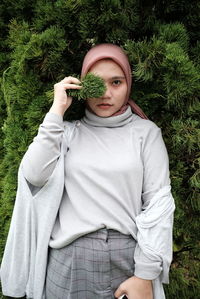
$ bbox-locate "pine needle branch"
[68,73,106,100]
[46,73,106,102]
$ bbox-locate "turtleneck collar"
[82,106,134,128]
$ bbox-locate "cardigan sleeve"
[134,122,173,281]
[21,112,64,187]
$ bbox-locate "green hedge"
[0,1,199,298]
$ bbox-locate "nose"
[102,83,111,98]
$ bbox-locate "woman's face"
[86,59,128,117]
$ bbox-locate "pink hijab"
[81,43,148,119]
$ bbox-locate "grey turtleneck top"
[21,106,171,280]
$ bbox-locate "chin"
[95,110,114,118]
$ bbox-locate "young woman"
[1,44,175,299]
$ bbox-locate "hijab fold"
[81,43,148,119]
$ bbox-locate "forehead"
[89,59,125,77]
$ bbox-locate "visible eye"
[112,80,121,86]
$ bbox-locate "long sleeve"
[134,122,173,281]
[0,147,66,299]
[21,112,64,187]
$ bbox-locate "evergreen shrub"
[0,1,199,298]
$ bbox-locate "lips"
[97,103,113,110]
[97,103,112,107]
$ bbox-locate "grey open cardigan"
[0,121,175,299]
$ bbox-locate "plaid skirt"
[45,228,136,299]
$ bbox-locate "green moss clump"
[68,73,106,100]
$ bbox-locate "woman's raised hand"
[49,76,82,117]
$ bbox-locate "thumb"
[67,95,73,105]
[114,286,127,298]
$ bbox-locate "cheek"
[121,86,128,101]
[86,99,95,109]
[116,86,127,101]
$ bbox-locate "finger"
[114,286,126,298]
[62,76,81,85]
[62,83,82,90]
[54,83,82,90]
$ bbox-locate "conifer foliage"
[0,0,199,298]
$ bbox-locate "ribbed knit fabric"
[21,106,171,280]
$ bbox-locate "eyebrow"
[111,76,126,80]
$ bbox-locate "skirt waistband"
[83,228,134,242]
